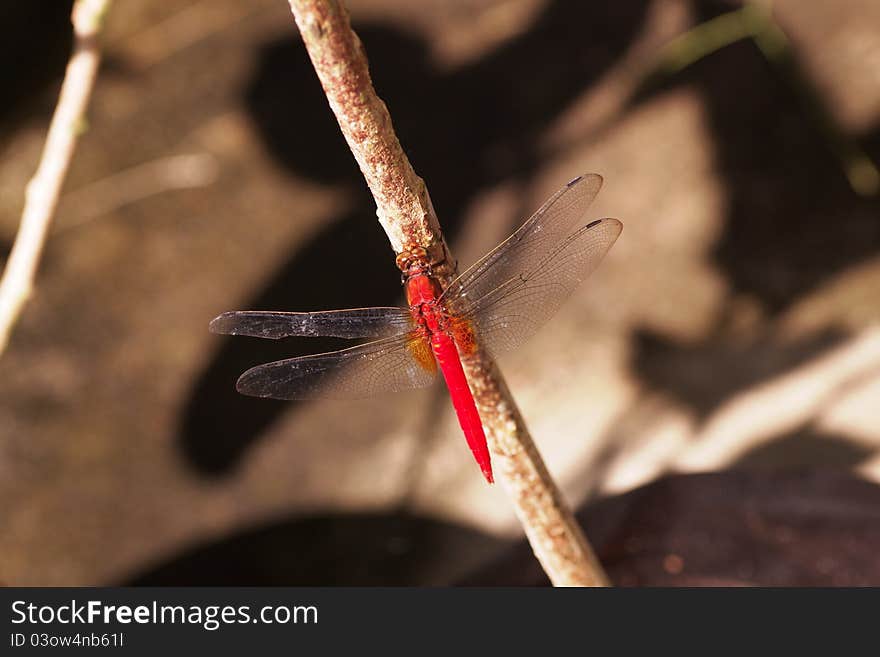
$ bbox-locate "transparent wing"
[441,174,604,308]
[235,332,437,400]
[209,307,413,339]
[461,218,622,356]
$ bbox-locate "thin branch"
[287,0,609,586]
[56,153,219,233]
[657,1,878,197]
[0,0,112,355]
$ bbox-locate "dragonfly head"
[395,242,450,277]
[396,246,430,274]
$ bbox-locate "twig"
[657,1,878,197]
[658,3,760,74]
[0,0,112,355]
[287,0,609,586]
[56,153,219,233]
[117,0,261,71]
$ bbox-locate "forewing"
[441,174,603,310]
[209,307,413,339]
[235,332,438,400]
[466,218,622,356]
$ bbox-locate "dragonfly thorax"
[404,272,443,306]
[405,272,449,334]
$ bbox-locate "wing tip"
[606,217,624,234]
[235,366,274,398]
[568,172,604,189]
[587,216,623,236]
[210,310,288,339]
[209,311,236,335]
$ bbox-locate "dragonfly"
[210,174,622,483]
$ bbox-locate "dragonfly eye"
[395,246,431,274]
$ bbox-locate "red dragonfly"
[210,174,621,483]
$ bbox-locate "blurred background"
[2,0,879,586]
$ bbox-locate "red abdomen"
[404,273,493,482]
[431,326,493,483]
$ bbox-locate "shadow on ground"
[0,1,74,134]
[126,510,507,586]
[631,328,846,420]
[126,469,880,586]
[612,0,880,467]
[732,425,875,469]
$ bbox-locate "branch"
[287,0,609,586]
[0,0,112,356]
[57,153,219,233]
